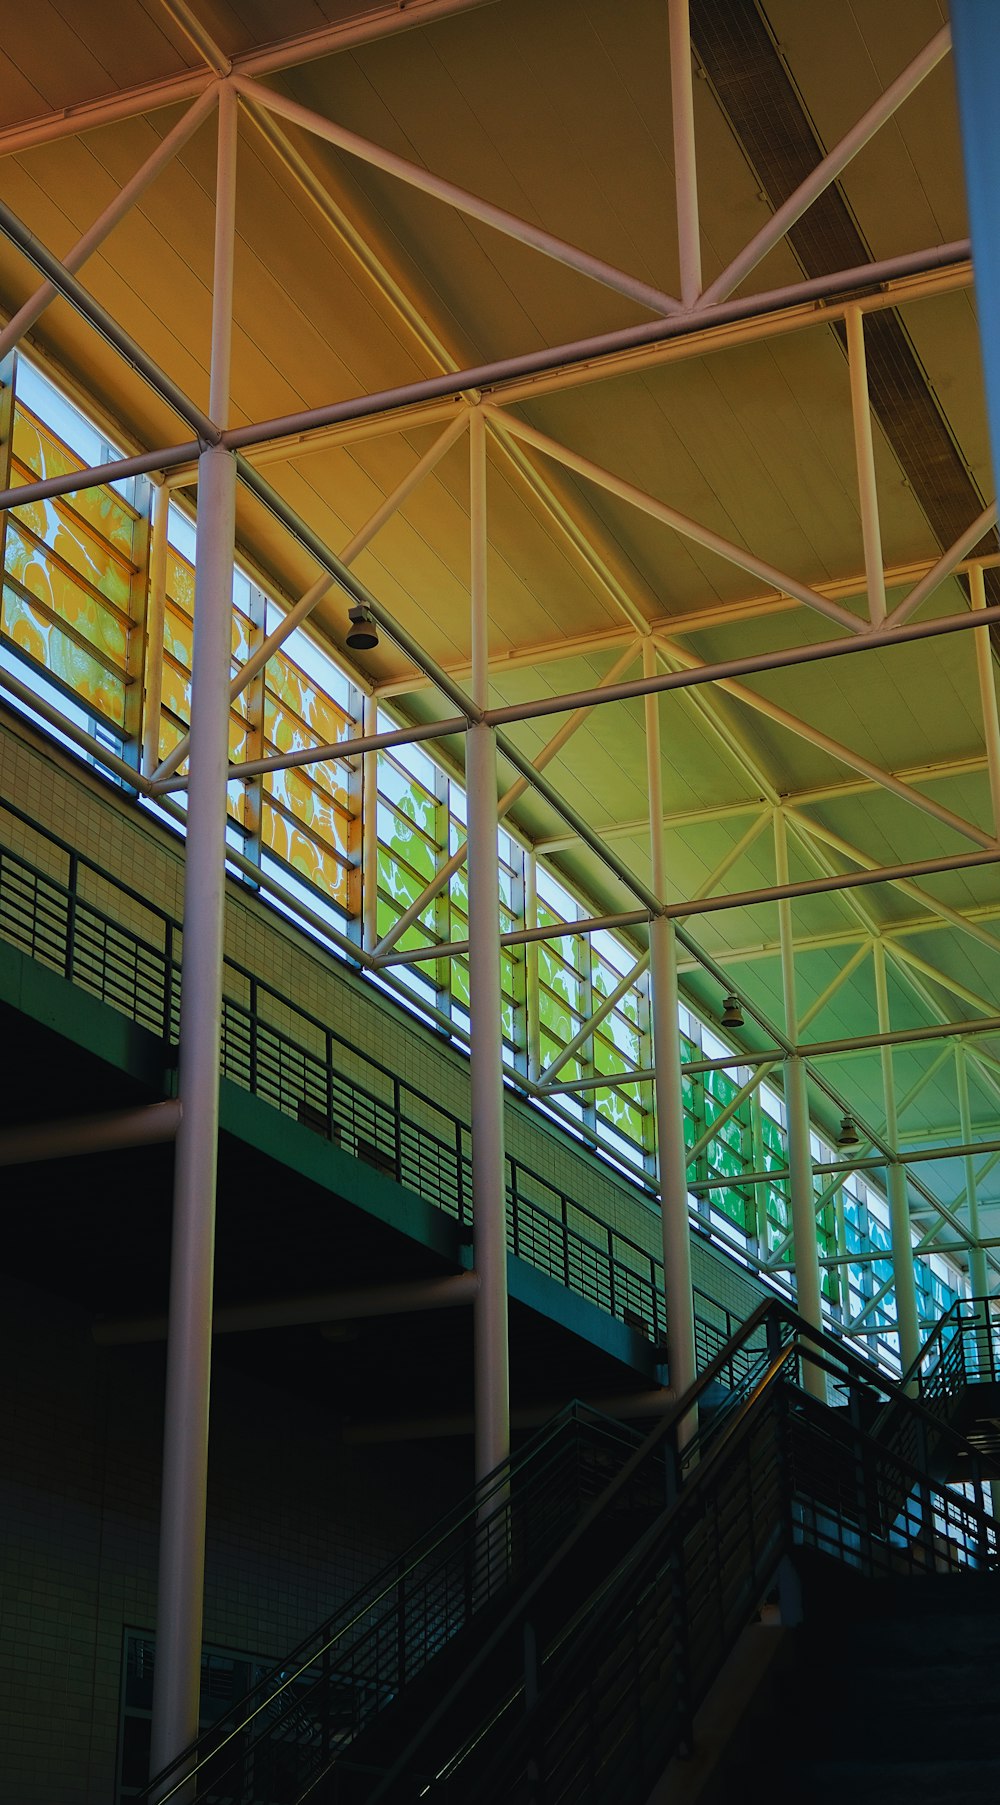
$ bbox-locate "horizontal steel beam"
[0,2,496,155]
[690,1134,1000,1193]
[152,714,470,792]
[218,244,971,453]
[0,1100,181,1166]
[799,1016,1000,1060]
[94,1269,481,1344]
[342,1387,678,1442]
[0,197,220,444]
[0,441,202,513]
[482,597,1000,732]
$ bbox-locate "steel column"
[873,940,920,1380]
[643,643,696,1415]
[149,81,238,1789]
[668,0,702,306]
[467,409,509,1485]
[143,481,170,777]
[775,811,825,1397]
[846,306,886,627]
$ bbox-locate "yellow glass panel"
[232,610,253,667]
[166,548,195,618]
[157,714,185,764]
[160,659,192,730]
[264,766,351,857]
[229,715,250,762]
[163,601,194,677]
[10,504,132,613]
[5,524,127,667]
[267,652,351,748]
[2,587,125,726]
[263,806,349,908]
[12,408,136,556]
[163,554,252,686]
[263,701,349,808]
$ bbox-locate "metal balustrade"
[133,1404,649,1805]
[405,1305,1000,1805]
[913,1295,1000,1404]
[0,796,750,1360]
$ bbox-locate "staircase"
[911,1296,1000,1471]
[718,1555,1000,1805]
[139,1301,1000,1805]
[134,1401,661,1805]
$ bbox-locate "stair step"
[781,1708,1000,1763]
[774,1758,1000,1805]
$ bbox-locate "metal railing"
[133,1403,649,1805]
[401,1304,1000,1805]
[911,1295,1000,1406]
[868,1295,1000,1476]
[0,796,746,1360]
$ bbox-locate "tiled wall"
[0,706,769,1323]
[0,1275,466,1803]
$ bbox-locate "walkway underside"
[0,978,662,1437]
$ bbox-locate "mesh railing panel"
[0,808,739,1369]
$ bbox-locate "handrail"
[134,1399,643,1805]
[364,1295,963,1802]
[363,1322,792,1803]
[0,794,755,1358]
[135,1295,997,1805]
[425,1319,1000,1805]
[896,1294,967,1392]
[139,1304,790,1805]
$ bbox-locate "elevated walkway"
[0,791,757,1425]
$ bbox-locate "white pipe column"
[149,83,239,1789]
[774,810,825,1397]
[467,408,510,1484]
[525,849,540,1081]
[668,0,702,307]
[362,693,379,952]
[956,1046,990,1303]
[873,940,920,1381]
[970,563,1000,835]
[846,306,887,627]
[643,643,697,1412]
[143,480,170,776]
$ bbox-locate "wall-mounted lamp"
[836,1113,861,1149]
[346,604,379,651]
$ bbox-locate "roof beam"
[699,25,952,306]
[488,409,864,637]
[233,74,683,321]
[0,0,498,155]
